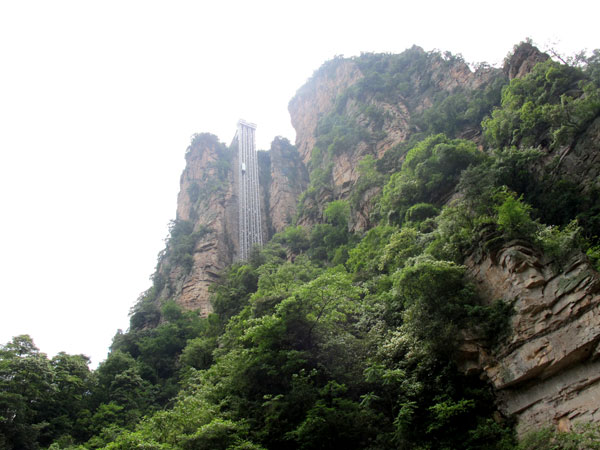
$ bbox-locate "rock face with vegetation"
[288,59,364,165]
[466,243,600,435]
[264,137,309,234]
[3,42,600,450]
[154,133,237,316]
[289,46,506,230]
[151,133,306,316]
[504,42,550,80]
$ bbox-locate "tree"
[482,58,600,149]
[379,134,483,225]
[0,335,54,449]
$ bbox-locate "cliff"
[155,133,237,316]
[288,58,364,165]
[148,43,600,438]
[286,43,600,436]
[461,46,600,435]
[154,134,306,315]
[465,243,600,435]
[289,46,504,230]
[264,137,309,234]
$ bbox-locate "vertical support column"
[236,120,262,260]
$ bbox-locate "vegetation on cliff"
[2,43,600,449]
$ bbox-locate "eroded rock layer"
[465,243,600,435]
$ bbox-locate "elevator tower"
[234,120,262,260]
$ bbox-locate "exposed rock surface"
[152,44,600,437]
[158,134,237,316]
[465,243,600,435]
[159,135,306,315]
[545,116,600,194]
[266,137,309,233]
[288,47,502,229]
[504,42,549,80]
[288,59,364,165]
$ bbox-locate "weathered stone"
[503,42,549,80]
[159,135,238,315]
[288,48,502,230]
[266,138,309,233]
[465,243,600,435]
[543,116,600,194]
[288,59,364,165]
[158,135,307,316]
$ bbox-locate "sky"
[0,0,597,367]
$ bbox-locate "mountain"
[141,42,600,440]
[3,42,600,449]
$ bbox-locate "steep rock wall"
[505,44,600,200]
[158,135,306,315]
[465,243,600,435]
[544,116,600,194]
[288,59,364,165]
[157,134,237,316]
[453,44,600,436]
[289,48,502,229]
[504,42,550,80]
[266,137,309,233]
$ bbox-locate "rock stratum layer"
[466,244,600,435]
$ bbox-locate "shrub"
[495,190,538,240]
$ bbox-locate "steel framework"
[234,120,262,260]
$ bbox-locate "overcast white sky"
[0,0,597,367]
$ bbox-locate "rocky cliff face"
[154,43,600,437]
[504,42,550,80]
[289,47,502,229]
[544,116,600,194]
[264,137,309,234]
[465,243,600,435]
[505,43,600,196]
[157,134,305,315]
[156,134,237,316]
[289,59,364,165]
[458,44,600,435]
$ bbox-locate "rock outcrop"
[157,134,306,315]
[545,116,600,194]
[152,43,600,437]
[264,137,309,234]
[504,42,549,80]
[288,58,364,165]
[288,47,503,229]
[465,243,600,435]
[157,134,238,316]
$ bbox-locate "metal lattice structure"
[235,120,262,260]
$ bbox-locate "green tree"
[483,58,600,149]
[379,134,483,225]
[495,189,538,240]
[47,352,93,442]
[0,335,55,449]
[391,258,478,355]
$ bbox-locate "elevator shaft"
[235,120,262,260]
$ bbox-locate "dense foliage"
[297,46,508,225]
[4,44,600,449]
[483,59,600,149]
[0,336,93,449]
